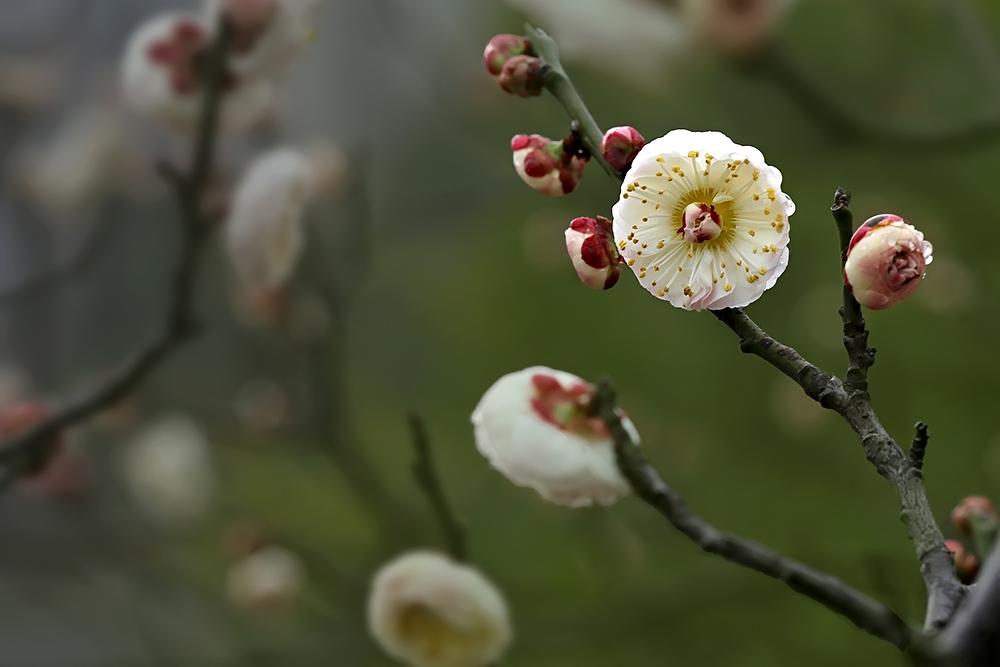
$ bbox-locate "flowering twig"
[407,414,468,561]
[589,379,913,650]
[527,26,963,636]
[0,20,234,485]
[526,25,618,179]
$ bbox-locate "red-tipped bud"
[483,34,532,76]
[565,216,621,289]
[844,214,933,310]
[945,539,980,584]
[511,134,587,196]
[600,126,645,173]
[498,55,545,97]
[951,496,998,536]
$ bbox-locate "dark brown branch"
[408,414,467,561]
[590,380,913,650]
[0,20,234,484]
[831,189,875,397]
[910,422,930,472]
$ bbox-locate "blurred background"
[1,0,998,664]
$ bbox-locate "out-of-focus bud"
[952,496,998,536]
[121,12,274,131]
[0,402,90,498]
[511,133,588,196]
[601,126,645,173]
[484,34,533,76]
[498,55,545,97]
[682,0,790,55]
[208,0,317,78]
[844,214,933,310]
[945,539,980,584]
[227,545,304,611]
[565,216,621,289]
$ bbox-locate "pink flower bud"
[497,55,545,97]
[843,214,933,310]
[483,34,532,76]
[565,216,621,289]
[945,539,980,584]
[951,496,998,536]
[511,134,587,196]
[601,126,645,173]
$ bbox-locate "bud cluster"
[484,34,545,97]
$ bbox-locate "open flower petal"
[611,129,793,310]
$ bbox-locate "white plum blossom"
[206,0,318,79]
[227,545,304,610]
[612,129,794,311]
[368,551,512,667]
[121,414,215,524]
[225,147,318,298]
[472,366,635,508]
[844,214,933,310]
[121,12,274,130]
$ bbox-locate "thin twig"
[407,414,467,561]
[831,189,875,397]
[526,25,618,179]
[589,379,913,649]
[0,20,234,485]
[910,422,930,471]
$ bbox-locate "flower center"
[529,374,607,439]
[888,250,921,288]
[680,202,723,244]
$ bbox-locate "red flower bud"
[945,539,980,584]
[511,134,588,196]
[951,496,998,536]
[844,214,933,310]
[498,55,545,97]
[600,126,645,173]
[483,34,532,76]
[565,216,621,289]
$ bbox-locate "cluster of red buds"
[483,34,545,97]
[946,495,999,583]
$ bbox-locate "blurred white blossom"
[121,414,215,524]
[368,551,512,667]
[227,544,304,610]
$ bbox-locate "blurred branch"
[589,380,913,650]
[936,543,1000,664]
[745,45,1000,152]
[941,0,1000,101]
[408,414,467,561]
[529,24,964,637]
[0,20,234,485]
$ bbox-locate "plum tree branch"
[526,24,963,640]
[589,380,914,650]
[0,20,234,485]
[408,414,467,561]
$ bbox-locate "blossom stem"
[526,25,619,179]
[831,188,874,397]
[590,380,914,650]
[0,19,235,486]
[408,414,468,562]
